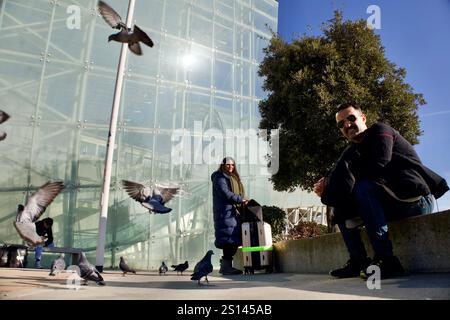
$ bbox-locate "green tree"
[262,205,286,241]
[259,11,425,192]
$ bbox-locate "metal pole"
[95,0,136,272]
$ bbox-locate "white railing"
[283,205,328,235]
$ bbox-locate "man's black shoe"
[360,255,405,280]
[329,257,371,278]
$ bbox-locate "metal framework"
[0,0,286,269]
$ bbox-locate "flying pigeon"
[159,261,168,275]
[119,256,136,276]
[122,180,180,214]
[77,252,105,286]
[191,250,214,286]
[13,181,64,247]
[49,254,66,276]
[171,261,189,275]
[0,109,10,141]
[98,0,154,55]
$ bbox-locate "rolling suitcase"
[241,221,273,274]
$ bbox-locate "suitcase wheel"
[244,267,254,275]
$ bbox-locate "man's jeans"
[334,180,434,259]
[35,242,55,262]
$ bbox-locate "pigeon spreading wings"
[98,1,154,55]
[171,261,189,275]
[13,181,64,247]
[191,250,214,286]
[49,254,66,276]
[0,109,10,141]
[122,180,179,214]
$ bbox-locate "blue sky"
[276,0,450,211]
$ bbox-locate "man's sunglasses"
[336,114,357,129]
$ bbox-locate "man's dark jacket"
[35,220,53,247]
[321,122,449,224]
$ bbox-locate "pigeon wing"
[0,109,9,124]
[122,180,151,203]
[128,42,142,56]
[132,25,154,47]
[153,185,179,204]
[21,181,64,223]
[13,221,44,247]
[98,0,126,29]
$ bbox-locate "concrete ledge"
[236,210,450,274]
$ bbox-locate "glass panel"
[39,63,83,122]
[240,61,252,97]
[159,40,183,82]
[121,81,156,128]
[164,0,188,38]
[213,95,233,130]
[193,0,213,12]
[82,74,116,125]
[214,54,233,93]
[49,0,96,63]
[214,15,234,54]
[157,86,183,130]
[30,124,73,187]
[235,27,251,60]
[254,0,278,20]
[215,0,234,19]
[186,44,212,88]
[237,98,251,130]
[134,0,164,31]
[0,0,51,55]
[255,33,270,63]
[235,1,252,26]
[190,6,213,47]
[185,91,210,130]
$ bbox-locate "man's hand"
[242,199,249,205]
[313,177,326,197]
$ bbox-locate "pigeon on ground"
[159,261,168,275]
[171,261,189,275]
[191,250,214,286]
[49,254,66,276]
[98,0,154,55]
[0,109,9,141]
[119,256,136,276]
[122,180,180,214]
[13,181,64,247]
[77,252,105,286]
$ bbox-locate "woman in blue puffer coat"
[211,157,248,275]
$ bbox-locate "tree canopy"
[258,11,425,192]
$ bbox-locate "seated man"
[34,217,55,268]
[314,102,448,279]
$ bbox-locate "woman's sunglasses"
[336,114,357,129]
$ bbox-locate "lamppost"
[95,0,136,272]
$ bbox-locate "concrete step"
[235,210,450,274]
